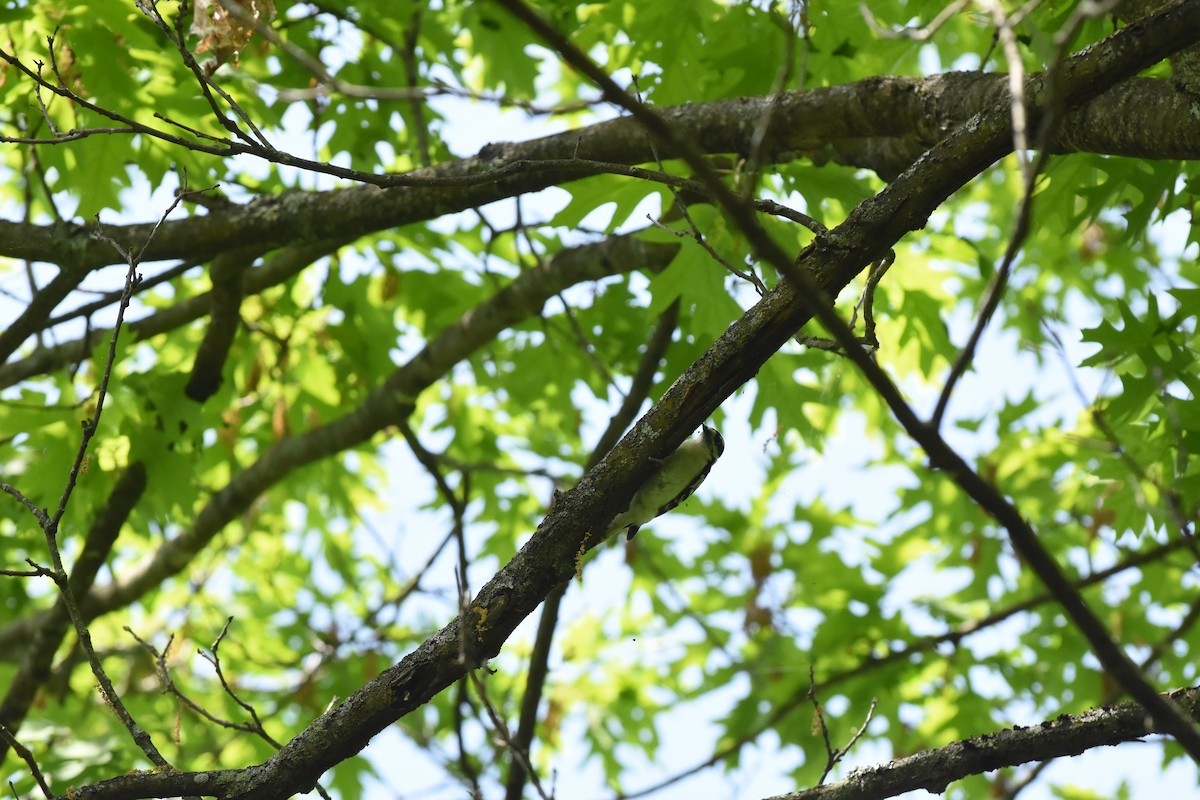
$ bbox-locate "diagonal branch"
[0,462,148,763]
[503,299,682,800]
[496,0,1200,760]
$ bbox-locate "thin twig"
[201,619,283,745]
[847,251,895,351]
[137,0,271,148]
[125,622,332,800]
[362,529,456,630]
[469,670,551,800]
[555,290,618,385]
[0,723,54,799]
[453,678,484,799]
[24,216,165,766]
[0,485,50,529]
[1001,759,1055,800]
[744,0,804,184]
[0,561,55,578]
[860,0,972,41]
[397,418,474,665]
[45,259,203,329]
[754,198,827,236]
[635,81,768,297]
[647,214,767,296]
[932,0,1112,429]
[5,194,194,769]
[809,665,879,786]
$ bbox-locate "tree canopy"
[2,1,1200,799]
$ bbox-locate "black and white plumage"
[607,425,725,540]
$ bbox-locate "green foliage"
[0,1,1198,800]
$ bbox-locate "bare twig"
[754,198,827,236]
[138,0,273,148]
[396,418,474,665]
[0,195,194,769]
[0,462,148,767]
[932,0,1114,428]
[813,691,877,784]
[200,619,284,746]
[554,289,618,385]
[0,723,54,799]
[1000,759,1054,800]
[4,269,164,762]
[808,666,878,786]
[847,251,895,351]
[648,214,768,296]
[0,485,50,529]
[634,82,768,297]
[0,560,54,578]
[362,529,457,630]
[860,0,972,41]
[470,670,551,800]
[45,258,203,329]
[453,678,484,799]
[128,630,260,736]
[302,0,600,113]
[126,622,332,800]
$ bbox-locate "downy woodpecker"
[607,425,725,540]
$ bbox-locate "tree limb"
[0,234,678,656]
[766,687,1200,800]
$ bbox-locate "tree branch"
[0,239,343,390]
[0,233,678,656]
[503,299,682,800]
[0,462,147,762]
[0,73,1194,283]
[766,687,1200,800]
[184,245,261,402]
[60,5,1200,795]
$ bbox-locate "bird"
[607,424,725,540]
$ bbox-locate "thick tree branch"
[766,687,1200,800]
[0,70,1196,367]
[2,75,1194,267]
